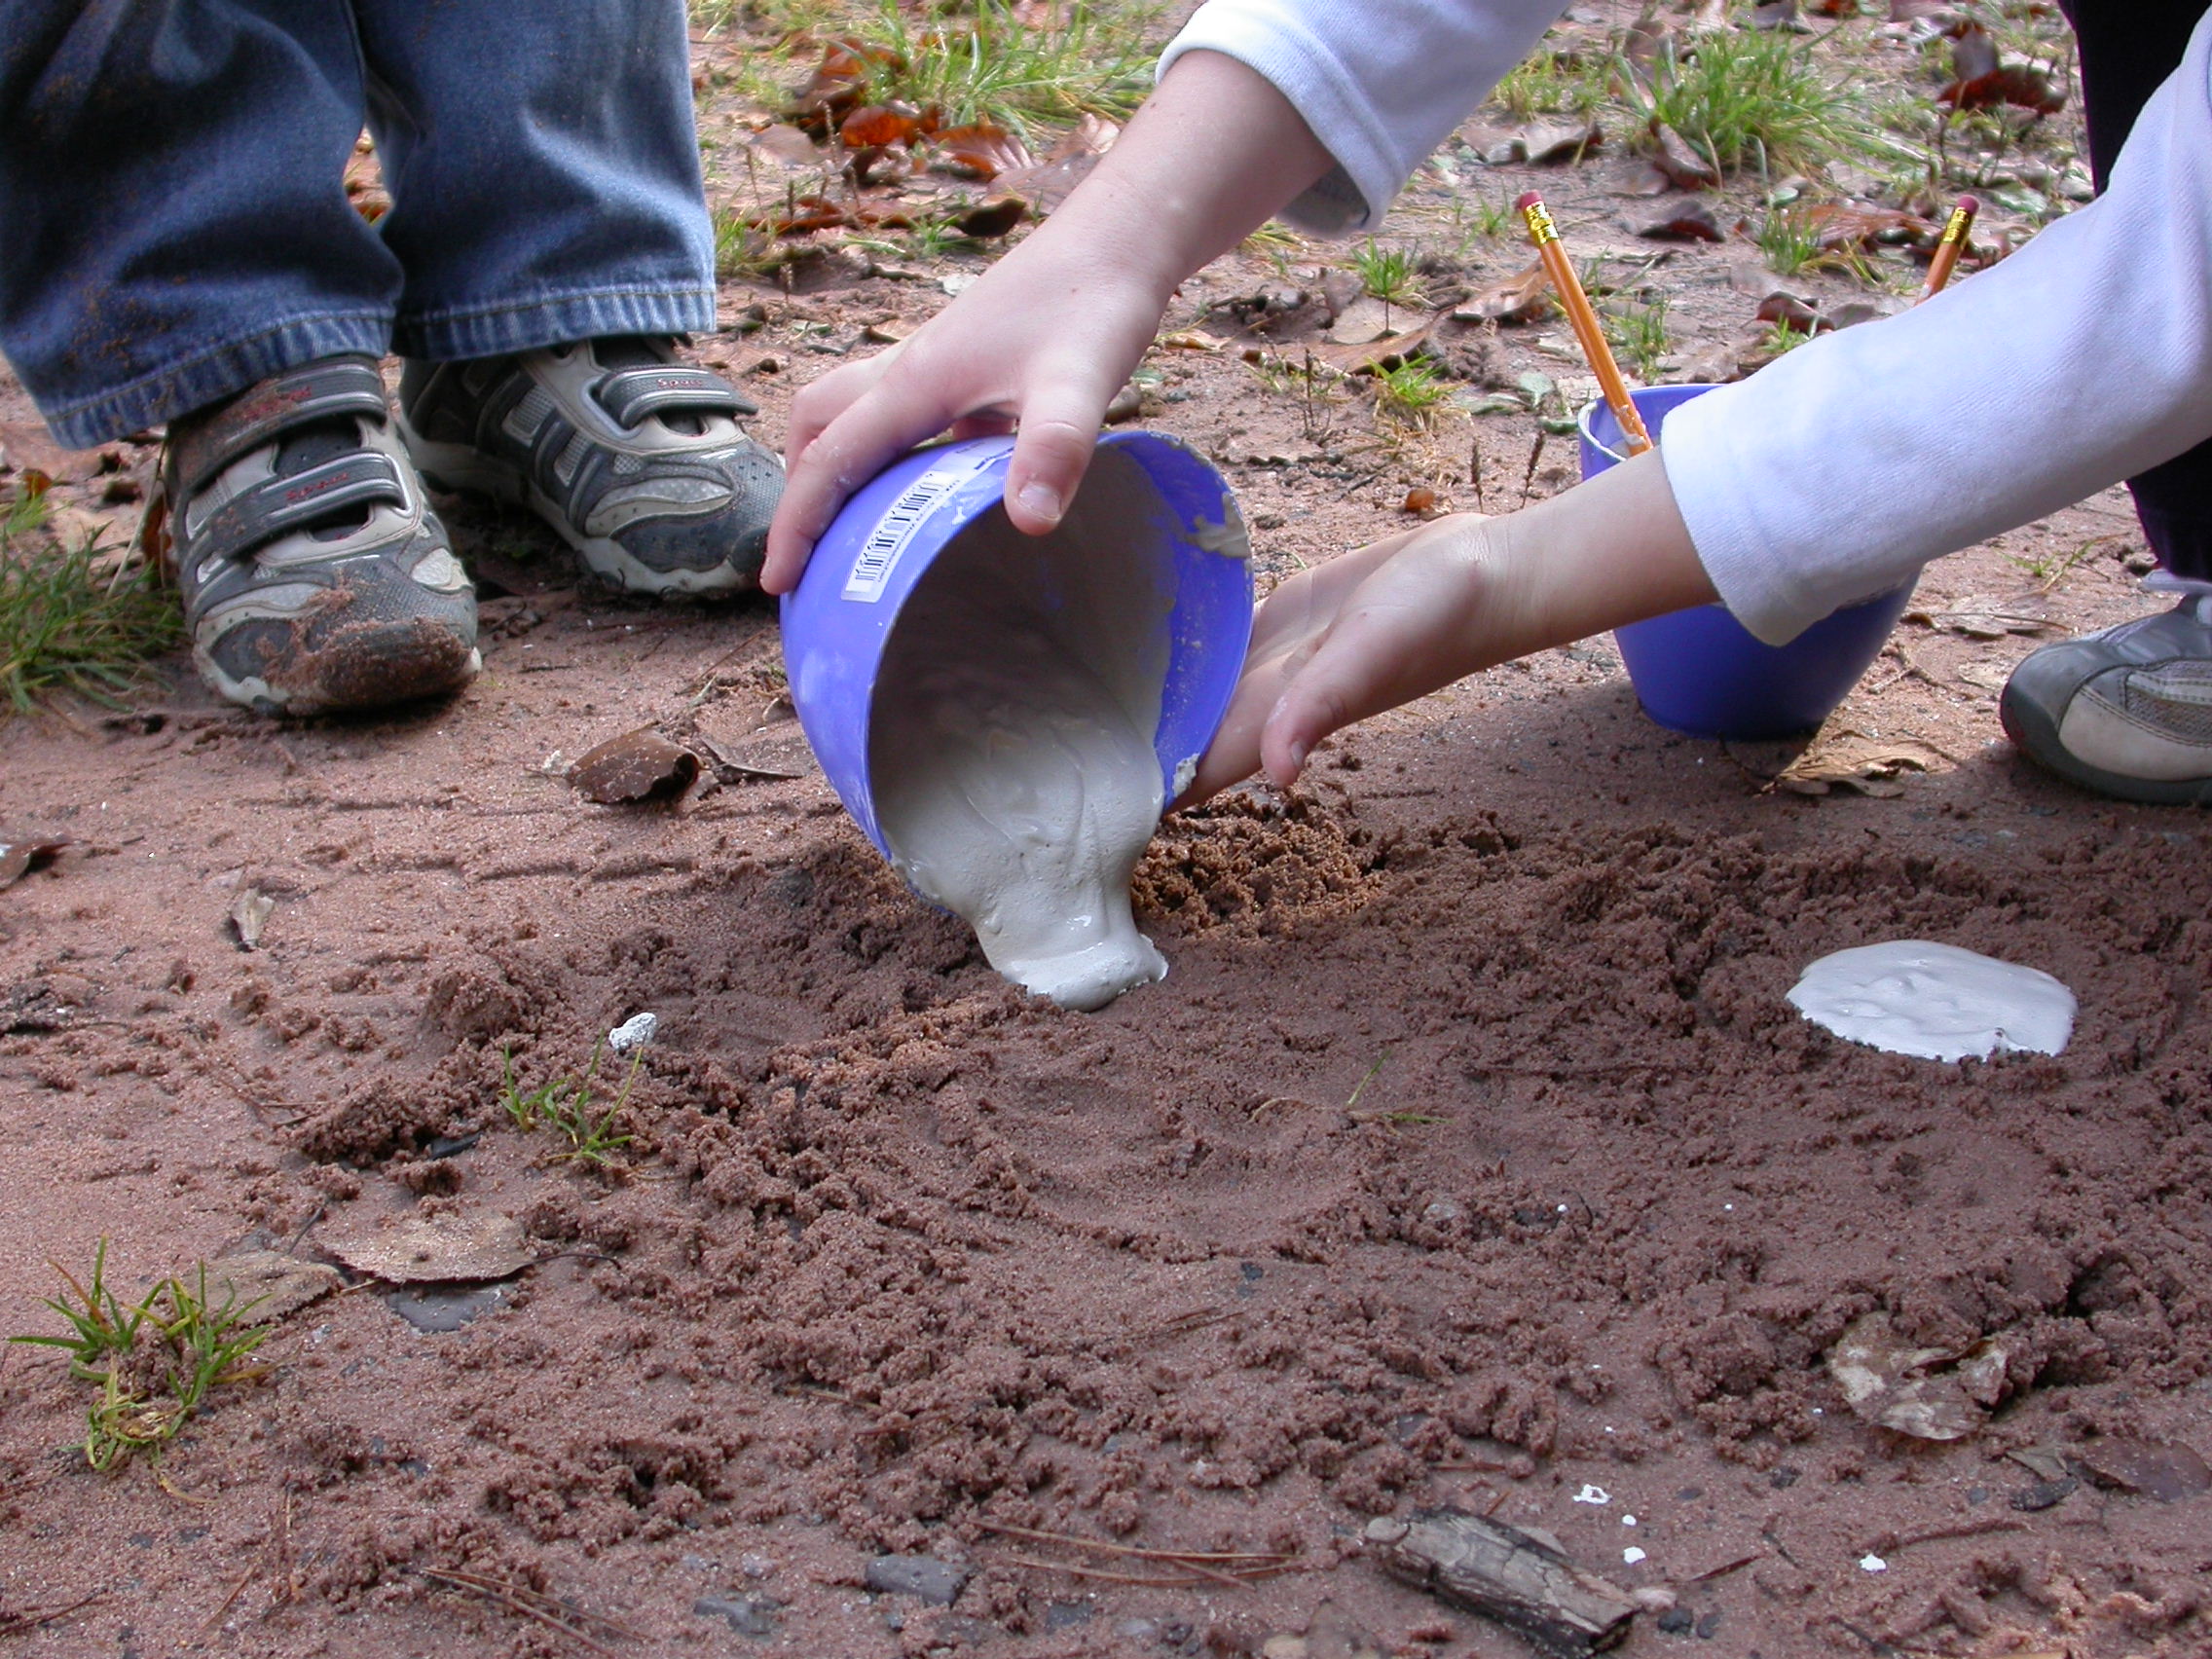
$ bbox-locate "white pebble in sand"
[1787,940,2075,1062]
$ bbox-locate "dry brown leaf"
[696,725,818,782]
[1455,263,1552,325]
[1808,201,1931,249]
[325,1212,533,1285]
[933,121,1031,179]
[1906,592,2054,639]
[749,122,823,166]
[1626,197,1722,241]
[1522,118,1603,165]
[1159,329,1227,352]
[1402,487,1441,516]
[993,114,1119,214]
[0,421,106,485]
[1827,1310,2011,1441]
[2069,1436,2211,1502]
[838,103,921,150]
[571,728,701,804]
[1773,731,1945,796]
[1312,312,1441,375]
[950,195,1026,239]
[204,1250,342,1326]
[1955,660,2012,692]
[1649,124,1720,190]
[0,830,67,891]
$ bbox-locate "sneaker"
[2000,596,2212,804]
[162,355,479,716]
[395,338,782,596]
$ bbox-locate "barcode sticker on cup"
[841,452,996,602]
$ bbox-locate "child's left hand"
[1182,513,1506,800]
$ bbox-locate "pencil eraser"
[1956,194,1979,215]
[1515,191,1543,211]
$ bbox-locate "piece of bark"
[1366,1509,1638,1657]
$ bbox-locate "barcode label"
[841,456,988,602]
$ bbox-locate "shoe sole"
[1998,680,2212,807]
[198,632,481,718]
[398,421,759,599]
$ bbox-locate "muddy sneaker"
[163,355,479,716]
[2000,596,2212,803]
[395,338,782,596]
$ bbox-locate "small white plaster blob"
[1787,940,2076,1063]
[1622,1546,1647,1567]
[1859,1554,1888,1574]
[870,448,1174,1012]
[1571,1484,1610,1505]
[608,1012,658,1053]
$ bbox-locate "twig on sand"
[404,1566,638,1653]
[981,1522,1300,1592]
[0,1593,104,1638]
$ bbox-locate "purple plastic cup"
[780,430,1254,862]
[1579,384,1915,741]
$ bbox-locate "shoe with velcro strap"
[159,354,479,716]
[396,337,783,597]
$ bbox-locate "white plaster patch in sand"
[1787,940,2075,1063]
[869,448,1174,1012]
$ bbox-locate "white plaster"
[870,448,1173,1012]
[1787,940,2076,1062]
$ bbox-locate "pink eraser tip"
[1956,194,1979,214]
[1515,191,1543,211]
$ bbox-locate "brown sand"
[5,199,2211,1657]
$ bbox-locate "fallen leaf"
[1402,486,1441,516]
[1324,297,1401,347]
[838,103,920,150]
[1905,591,2053,639]
[1773,731,1945,796]
[789,35,904,134]
[1826,1310,2011,1440]
[1941,64,2065,115]
[951,195,1026,239]
[1160,329,1228,352]
[994,114,1118,214]
[1945,22,2000,83]
[1677,336,1761,385]
[2006,1445,2073,1484]
[1808,201,1931,249]
[1455,263,1552,325]
[204,1250,342,1326]
[749,122,823,166]
[1625,197,1722,240]
[571,727,702,804]
[1751,0,1806,29]
[2070,1436,2212,1502]
[863,319,913,345]
[1312,312,1442,374]
[0,421,105,485]
[1455,122,1527,166]
[1522,118,1603,165]
[932,121,1031,180]
[1754,291,1826,332]
[1955,660,2012,691]
[230,888,274,950]
[1102,384,1145,424]
[1649,124,1720,190]
[696,725,818,782]
[0,831,67,891]
[325,1212,533,1285]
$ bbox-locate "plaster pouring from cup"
[1579,385,1916,741]
[781,431,1254,1012]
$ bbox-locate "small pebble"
[608,1011,658,1052]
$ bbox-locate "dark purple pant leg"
[2058,1,2212,580]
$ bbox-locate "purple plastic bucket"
[1579,385,1914,741]
[780,431,1255,861]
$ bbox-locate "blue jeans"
[0,0,716,449]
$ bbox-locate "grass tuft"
[7,1242,270,1472]
[1349,240,1423,308]
[1634,29,1861,175]
[1373,358,1454,428]
[850,0,1159,133]
[1603,293,1672,385]
[0,490,180,715]
[501,1042,642,1167]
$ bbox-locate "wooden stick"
[1518,191,1651,457]
[1919,194,1978,300]
[1367,1509,1638,1659]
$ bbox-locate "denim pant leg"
[2060,0,2212,581]
[354,0,716,363]
[0,2,397,449]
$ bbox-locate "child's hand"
[1181,449,1717,800]
[761,50,1335,595]
[1184,514,1504,798]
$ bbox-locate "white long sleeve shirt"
[1161,3,2212,642]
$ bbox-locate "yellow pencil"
[1519,190,1651,457]
[1919,193,1978,300]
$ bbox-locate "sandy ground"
[4,9,2210,1656]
